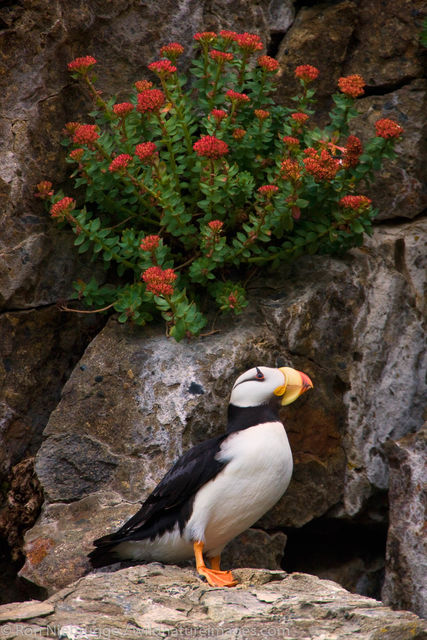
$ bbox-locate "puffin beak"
[274,367,313,406]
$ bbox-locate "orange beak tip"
[300,371,313,392]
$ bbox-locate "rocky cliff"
[0,0,426,624]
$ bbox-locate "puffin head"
[230,366,313,408]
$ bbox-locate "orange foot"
[198,565,238,588]
[193,541,238,588]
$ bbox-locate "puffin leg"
[210,555,221,571]
[193,541,237,588]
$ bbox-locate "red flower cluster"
[50,197,76,219]
[295,64,319,82]
[148,60,177,75]
[235,32,263,53]
[193,135,229,159]
[232,128,246,140]
[194,31,217,44]
[140,235,160,251]
[142,266,177,296]
[254,109,270,120]
[64,122,80,136]
[303,148,340,181]
[209,49,234,63]
[69,148,85,162]
[226,89,250,104]
[208,220,223,232]
[137,89,165,113]
[135,142,157,163]
[338,74,365,98]
[219,30,239,42]
[35,181,53,199]
[160,42,184,58]
[282,136,300,148]
[258,55,279,72]
[339,195,372,210]
[280,158,301,182]
[343,135,363,168]
[72,124,99,146]
[375,118,403,139]
[258,185,279,196]
[67,56,97,72]
[210,109,227,122]
[134,80,153,92]
[113,102,134,117]
[109,154,132,173]
[291,112,309,125]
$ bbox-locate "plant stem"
[155,112,180,190]
[59,301,116,313]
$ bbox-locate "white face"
[229,366,286,408]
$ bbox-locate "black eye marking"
[255,367,265,380]
[232,367,265,390]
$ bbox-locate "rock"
[382,427,427,618]
[276,0,425,97]
[0,458,43,559]
[283,517,387,601]
[221,528,287,570]
[343,0,426,87]
[350,80,427,221]
[0,307,103,480]
[267,0,294,34]
[0,600,54,623]
[1,566,426,639]
[341,221,426,515]
[262,219,426,520]
[19,219,426,598]
[275,1,426,222]
[276,1,358,100]
[0,307,104,602]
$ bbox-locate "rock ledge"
[1,565,426,639]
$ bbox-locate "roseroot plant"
[37,30,404,340]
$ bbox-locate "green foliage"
[39,33,403,340]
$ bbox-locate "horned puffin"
[88,365,313,587]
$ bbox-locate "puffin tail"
[87,533,122,568]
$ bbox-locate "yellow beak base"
[274,367,313,406]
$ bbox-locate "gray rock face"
[0,308,103,479]
[1,566,426,639]
[19,219,426,606]
[222,528,287,570]
[382,427,427,618]
[342,221,426,515]
[350,80,427,221]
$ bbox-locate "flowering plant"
[38,34,403,340]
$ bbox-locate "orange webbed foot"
[198,566,238,588]
[193,542,238,588]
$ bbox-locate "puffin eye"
[255,367,264,380]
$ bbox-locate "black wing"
[92,433,228,547]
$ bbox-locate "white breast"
[185,421,293,556]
